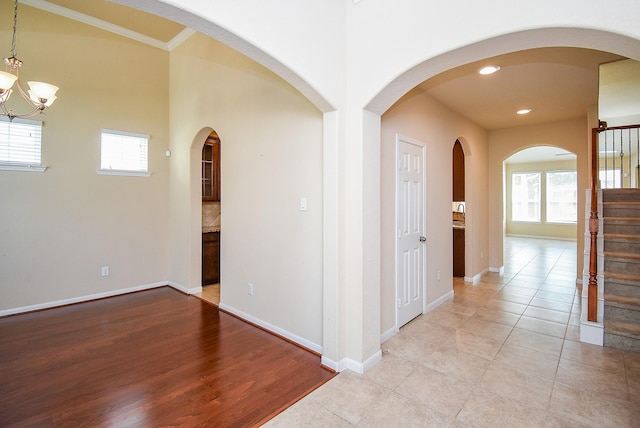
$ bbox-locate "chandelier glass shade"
[0,0,59,120]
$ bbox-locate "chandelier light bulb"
[28,81,59,103]
[0,70,17,91]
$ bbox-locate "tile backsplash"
[203,201,221,229]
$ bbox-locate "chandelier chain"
[10,0,18,59]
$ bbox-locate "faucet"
[457,203,465,213]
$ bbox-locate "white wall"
[168,33,325,346]
[380,90,489,333]
[0,3,170,311]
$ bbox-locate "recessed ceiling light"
[478,65,500,75]
[517,109,532,115]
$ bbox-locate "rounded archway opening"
[503,146,578,241]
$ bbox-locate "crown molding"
[21,0,193,51]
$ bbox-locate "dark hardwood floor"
[0,287,335,427]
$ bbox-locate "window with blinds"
[99,129,150,176]
[0,117,44,171]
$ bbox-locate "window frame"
[511,171,542,223]
[546,170,577,224]
[0,117,47,172]
[98,129,151,177]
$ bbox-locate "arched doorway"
[503,146,578,241]
[452,140,466,278]
[199,130,222,306]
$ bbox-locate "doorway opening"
[503,146,578,244]
[198,130,221,306]
[452,140,466,278]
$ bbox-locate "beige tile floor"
[264,237,640,427]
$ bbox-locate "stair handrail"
[588,124,604,322]
[589,122,640,322]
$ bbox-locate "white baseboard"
[321,350,382,374]
[580,320,604,346]
[489,266,504,274]
[0,281,168,317]
[218,303,322,355]
[362,350,383,373]
[168,281,202,295]
[505,234,577,242]
[425,290,454,313]
[465,268,488,284]
[380,326,398,343]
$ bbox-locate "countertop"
[453,221,465,229]
[202,227,221,233]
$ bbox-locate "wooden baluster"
[588,127,600,322]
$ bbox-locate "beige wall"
[0,4,170,310]
[505,159,577,239]
[168,34,325,346]
[380,90,489,334]
[489,118,588,280]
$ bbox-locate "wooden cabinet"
[202,135,220,201]
[202,232,220,285]
[453,228,465,277]
[452,140,465,201]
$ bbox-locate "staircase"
[603,189,640,353]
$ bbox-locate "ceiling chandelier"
[0,0,59,121]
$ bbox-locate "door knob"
[419,236,427,242]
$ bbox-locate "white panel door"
[397,137,426,328]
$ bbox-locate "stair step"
[605,319,640,337]
[604,321,640,353]
[605,252,640,275]
[604,271,640,284]
[603,217,640,235]
[604,302,640,323]
[603,189,640,203]
[603,206,640,217]
[604,293,640,309]
[605,251,640,261]
[604,234,640,253]
[604,281,640,301]
[604,334,640,353]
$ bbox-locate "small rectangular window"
[0,117,46,172]
[99,129,150,176]
[547,170,577,223]
[512,172,541,222]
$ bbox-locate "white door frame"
[395,134,427,330]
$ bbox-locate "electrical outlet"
[101,266,110,277]
[436,270,441,281]
[247,283,254,296]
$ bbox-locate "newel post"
[587,126,601,322]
